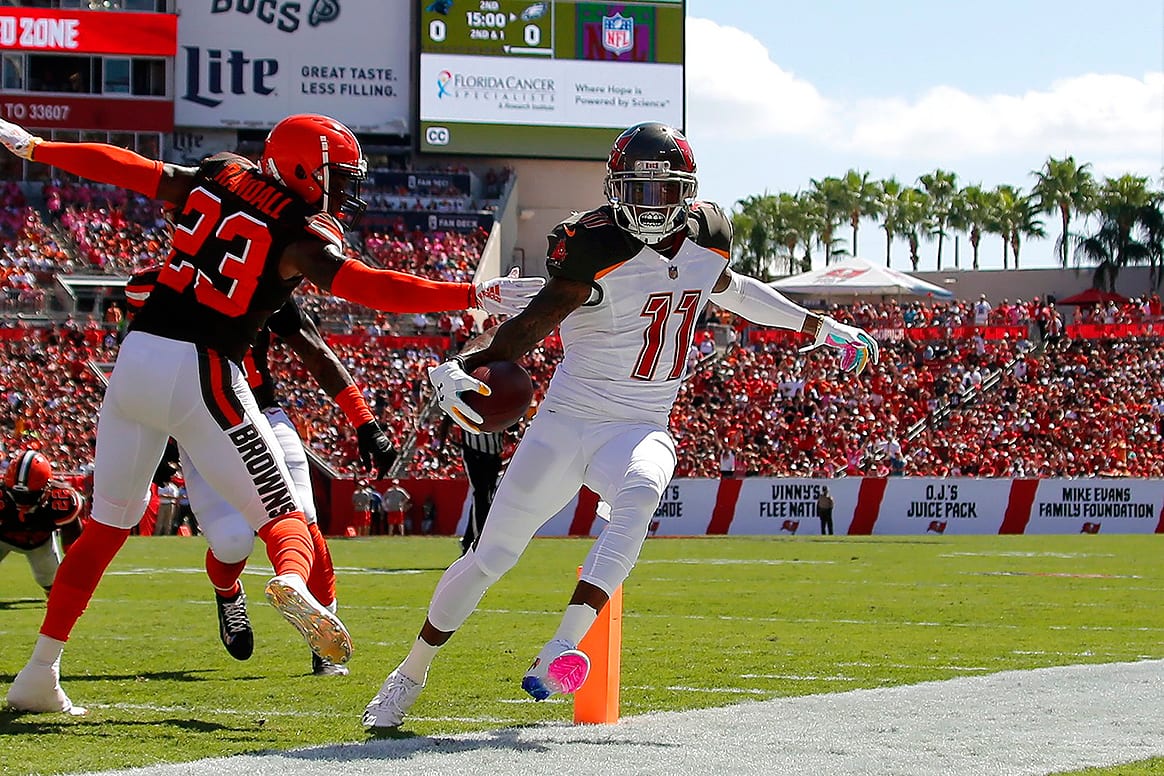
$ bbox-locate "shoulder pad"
[546,206,639,283]
[305,213,345,250]
[45,483,82,523]
[124,266,160,310]
[687,201,733,256]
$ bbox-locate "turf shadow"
[61,669,222,683]
[0,712,236,735]
[335,725,676,761]
[0,598,46,610]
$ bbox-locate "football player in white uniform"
[363,122,879,728]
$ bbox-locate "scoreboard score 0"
[417,0,685,160]
[422,0,554,58]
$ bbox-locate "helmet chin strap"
[319,134,331,214]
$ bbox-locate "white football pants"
[92,331,302,531]
[0,537,62,589]
[183,406,317,565]
[426,408,676,632]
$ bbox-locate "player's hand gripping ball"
[463,361,534,433]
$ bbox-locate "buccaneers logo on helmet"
[604,122,698,244]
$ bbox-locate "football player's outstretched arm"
[0,116,197,204]
[710,266,881,375]
[281,237,543,318]
[456,276,592,372]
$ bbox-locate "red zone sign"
[0,8,176,56]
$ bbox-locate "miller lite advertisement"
[175,0,410,133]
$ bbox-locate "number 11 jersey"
[541,202,732,425]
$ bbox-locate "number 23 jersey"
[542,202,731,424]
[131,153,334,362]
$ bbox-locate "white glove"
[471,267,545,316]
[428,358,490,434]
[799,316,880,375]
[0,117,41,160]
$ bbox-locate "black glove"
[356,420,397,475]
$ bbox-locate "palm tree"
[840,169,881,258]
[808,176,849,265]
[897,187,931,271]
[1007,194,1046,268]
[918,168,958,269]
[878,177,904,267]
[1031,156,1097,269]
[770,192,812,276]
[796,191,826,272]
[989,185,1022,269]
[731,194,776,277]
[957,184,996,271]
[1074,175,1161,289]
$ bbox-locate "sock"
[205,548,246,597]
[306,521,336,609]
[553,603,599,648]
[41,521,131,642]
[31,634,66,666]
[257,512,312,583]
[399,637,441,684]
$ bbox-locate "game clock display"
[418,0,685,159]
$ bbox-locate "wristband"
[335,385,374,428]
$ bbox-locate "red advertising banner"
[0,95,172,131]
[0,8,176,56]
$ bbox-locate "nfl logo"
[668,265,678,279]
[602,13,634,55]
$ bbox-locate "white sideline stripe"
[78,660,1164,776]
[94,704,516,725]
[739,674,860,681]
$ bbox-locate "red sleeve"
[33,141,163,198]
[330,259,473,314]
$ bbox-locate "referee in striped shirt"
[445,420,511,555]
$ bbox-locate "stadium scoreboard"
[418,0,685,159]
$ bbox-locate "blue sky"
[682,0,1164,271]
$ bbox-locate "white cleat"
[264,573,353,664]
[521,638,590,701]
[6,659,87,716]
[362,668,424,729]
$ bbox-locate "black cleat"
[312,651,350,676]
[216,585,254,661]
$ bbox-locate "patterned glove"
[356,420,397,475]
[470,267,545,316]
[428,359,490,434]
[800,316,880,375]
[0,117,41,160]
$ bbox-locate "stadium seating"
[4,180,1164,483]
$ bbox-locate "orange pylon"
[573,566,622,724]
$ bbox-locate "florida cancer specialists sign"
[175,0,409,133]
[0,8,176,56]
[419,53,683,129]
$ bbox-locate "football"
[464,360,534,433]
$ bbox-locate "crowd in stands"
[0,322,116,476]
[4,291,1164,482]
[6,177,1164,485]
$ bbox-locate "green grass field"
[1,534,1161,776]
